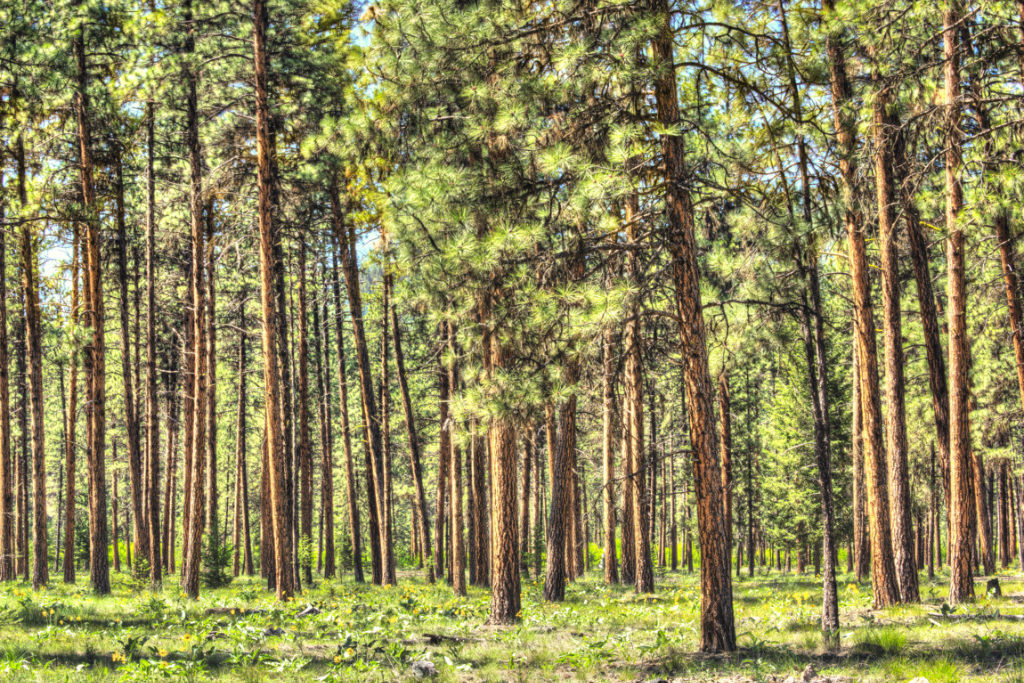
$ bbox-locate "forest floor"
[0,564,1022,682]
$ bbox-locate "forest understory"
[2,565,1024,683]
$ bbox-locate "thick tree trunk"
[873,98,919,603]
[254,0,295,600]
[824,2,899,607]
[179,24,208,597]
[75,12,110,594]
[481,292,521,624]
[650,0,732,649]
[543,364,580,602]
[945,0,974,604]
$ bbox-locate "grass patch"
[852,626,909,657]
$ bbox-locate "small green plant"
[201,539,233,589]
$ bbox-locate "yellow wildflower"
[182,634,192,642]
[159,649,168,657]
[334,655,342,664]
[345,648,355,657]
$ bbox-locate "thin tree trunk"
[328,184,389,586]
[145,101,162,585]
[14,133,47,590]
[719,374,732,554]
[995,216,1024,413]
[114,145,147,577]
[379,261,395,587]
[297,233,313,585]
[313,265,335,579]
[852,328,869,580]
[388,275,431,565]
[602,328,618,584]
[450,332,466,596]
[330,235,363,583]
[519,429,532,576]
[205,206,218,545]
[0,161,11,583]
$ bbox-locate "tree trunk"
[945,0,974,604]
[74,2,110,594]
[144,102,162,585]
[297,234,313,585]
[1000,461,1011,569]
[329,235,363,583]
[851,326,869,581]
[388,274,431,564]
[519,429,532,576]
[433,327,451,585]
[379,264,395,587]
[719,374,732,554]
[481,292,521,624]
[163,365,180,573]
[17,139,48,590]
[471,419,488,587]
[254,0,295,600]
[449,330,466,596]
[113,447,120,572]
[205,206,218,545]
[15,291,27,583]
[0,163,11,583]
[179,24,208,596]
[995,216,1024,413]
[602,329,619,584]
[650,0,732,648]
[873,95,918,603]
[313,264,335,579]
[114,145,147,577]
[328,184,390,586]
[543,364,580,602]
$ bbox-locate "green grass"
[0,565,1022,681]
